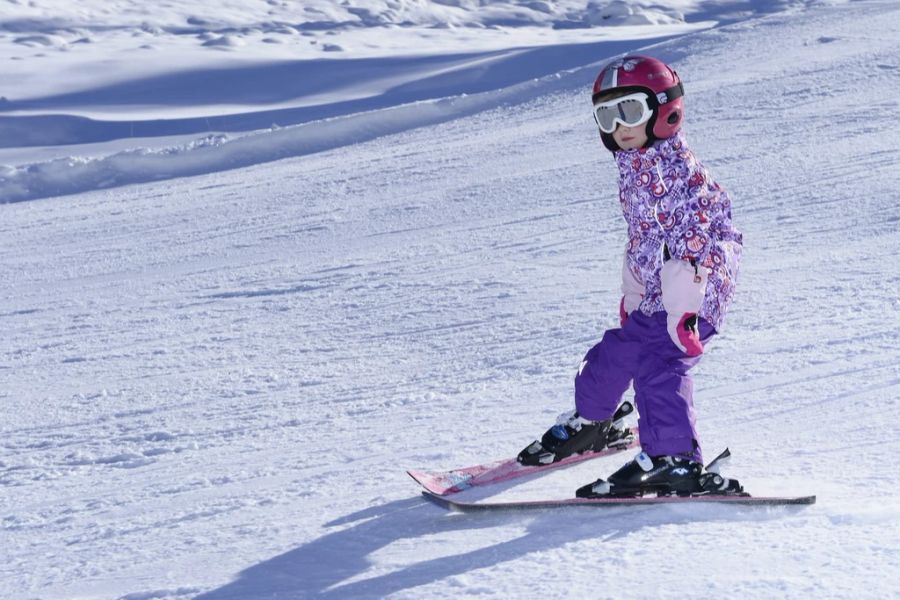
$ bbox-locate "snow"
[2,0,899,598]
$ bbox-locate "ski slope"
[1,0,899,598]
[0,0,803,197]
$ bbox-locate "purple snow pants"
[574,310,716,463]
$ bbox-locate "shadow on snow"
[195,493,800,599]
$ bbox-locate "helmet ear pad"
[652,97,684,139]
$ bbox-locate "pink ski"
[407,437,639,496]
[422,489,816,512]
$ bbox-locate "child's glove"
[620,258,645,326]
[660,258,709,356]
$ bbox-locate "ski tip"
[407,470,453,496]
[748,494,816,505]
[421,490,458,511]
[789,494,816,505]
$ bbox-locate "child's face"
[612,124,648,150]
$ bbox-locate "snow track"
[1,0,899,598]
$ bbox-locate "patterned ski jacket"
[616,131,742,331]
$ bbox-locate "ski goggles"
[592,92,654,133]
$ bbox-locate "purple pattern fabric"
[616,131,742,331]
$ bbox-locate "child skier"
[518,55,744,498]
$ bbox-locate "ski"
[408,400,639,496]
[408,436,639,496]
[422,490,816,512]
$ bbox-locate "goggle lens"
[594,94,653,133]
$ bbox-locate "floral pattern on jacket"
[616,131,742,331]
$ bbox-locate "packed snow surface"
[1,0,899,598]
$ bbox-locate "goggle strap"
[656,82,684,105]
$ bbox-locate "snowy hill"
[3,0,804,200]
[2,0,899,598]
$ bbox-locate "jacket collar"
[615,131,686,168]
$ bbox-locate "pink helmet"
[591,55,685,151]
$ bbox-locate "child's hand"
[660,258,709,356]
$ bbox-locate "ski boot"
[517,401,635,467]
[575,448,745,498]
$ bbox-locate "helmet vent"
[667,111,680,125]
